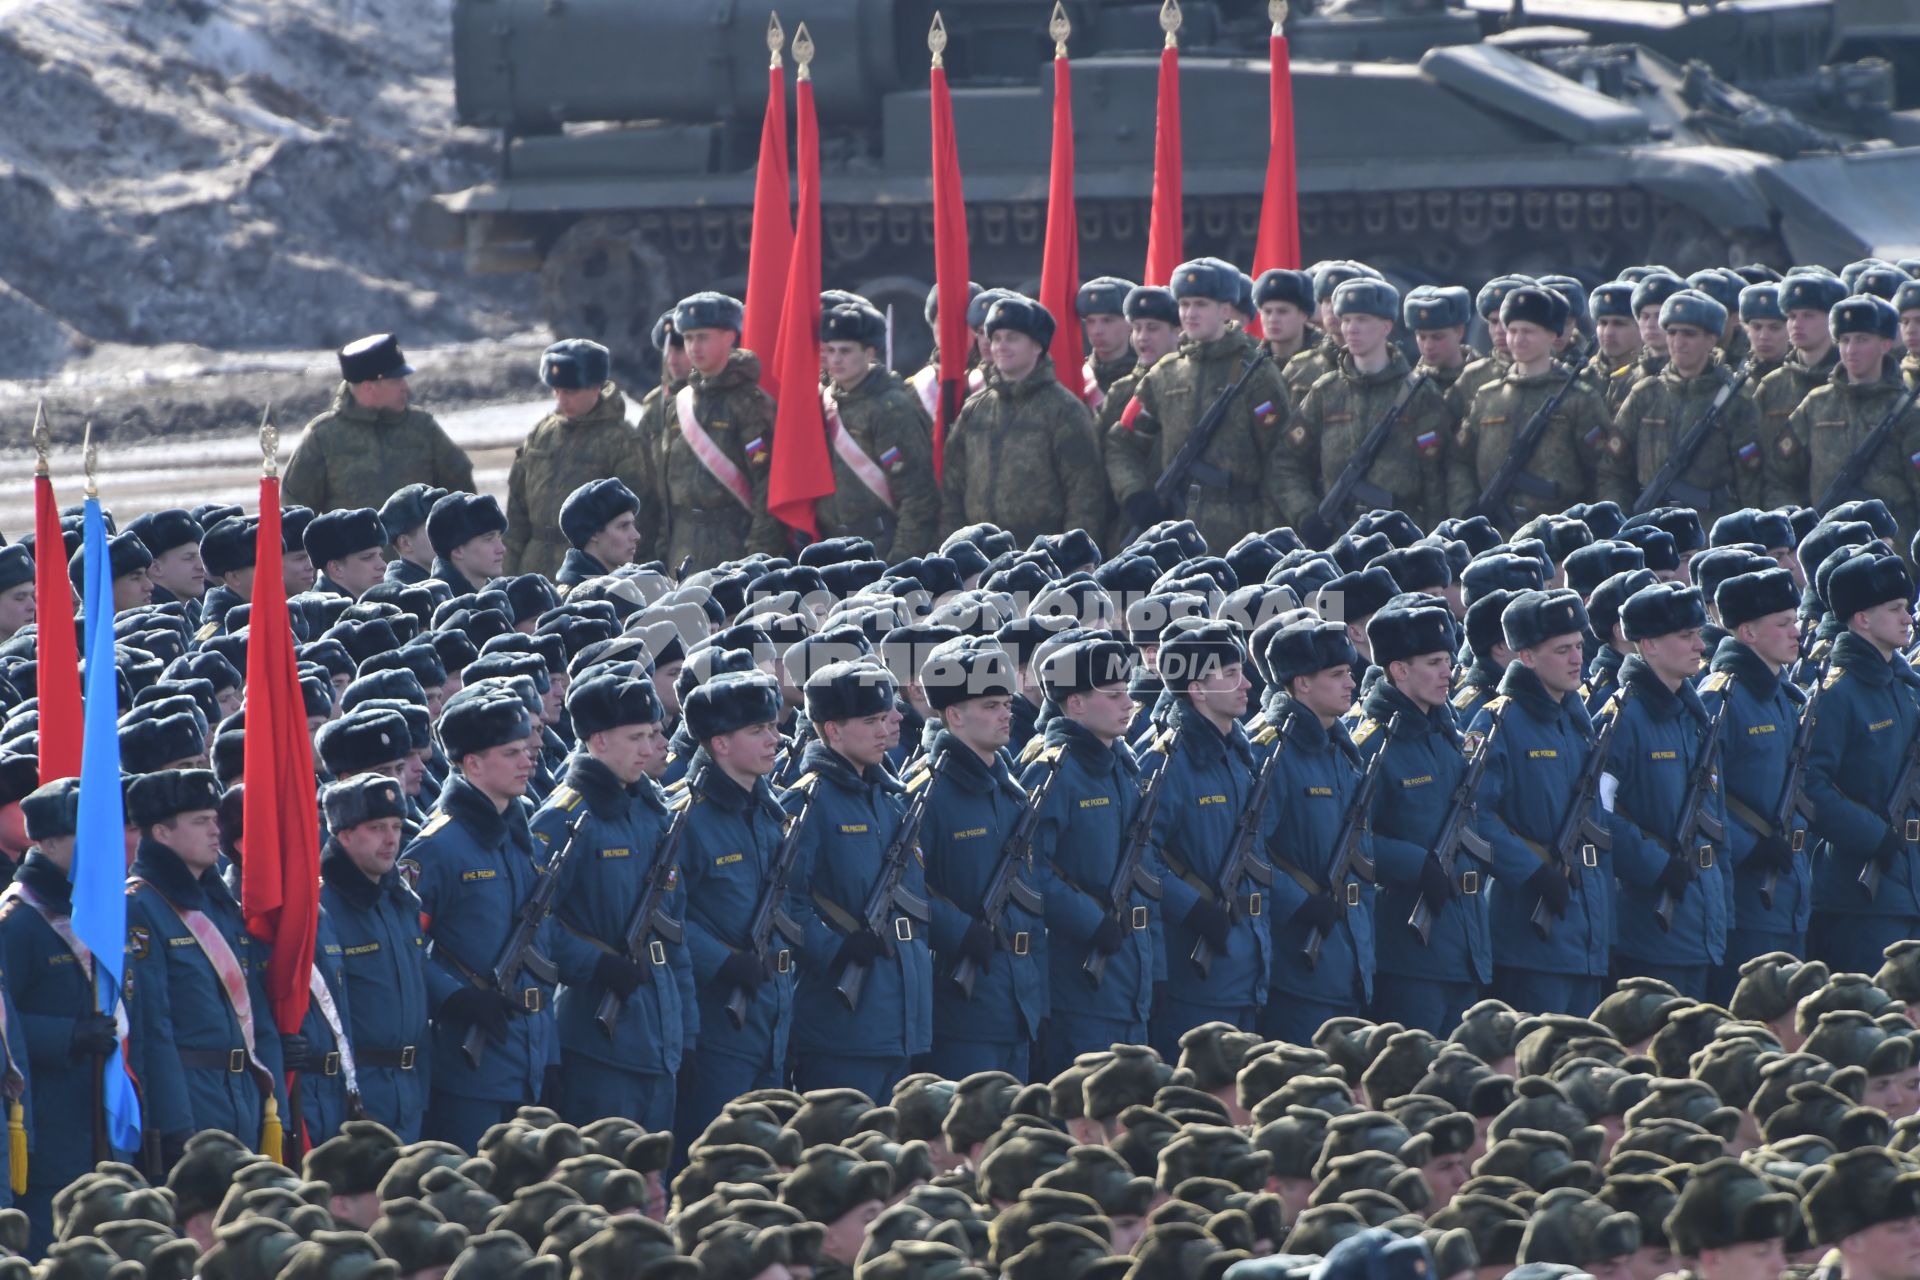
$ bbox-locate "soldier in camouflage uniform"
[1894,278,1920,391]
[1688,267,1750,367]
[1276,278,1455,534]
[283,334,475,515]
[1446,276,1528,420]
[1585,282,1644,413]
[1739,283,1792,388]
[816,303,938,559]
[654,292,784,570]
[503,339,648,579]
[1404,285,1474,395]
[1756,272,1848,507]
[1617,271,1684,404]
[1094,286,1181,436]
[1254,269,1320,371]
[1283,262,1376,399]
[1106,259,1290,553]
[1771,296,1920,529]
[1447,287,1611,526]
[940,296,1107,547]
[1075,277,1139,416]
[1599,289,1763,530]
[630,311,689,565]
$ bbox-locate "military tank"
[426,0,1920,377]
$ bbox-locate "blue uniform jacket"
[319,843,432,1138]
[1583,644,1626,715]
[1599,656,1730,967]
[1141,699,1272,1010]
[534,755,697,1077]
[407,776,558,1104]
[1024,717,1160,1027]
[1470,664,1613,977]
[297,906,354,1143]
[678,751,796,1070]
[0,857,76,1186]
[1356,683,1493,986]
[1698,638,1812,936]
[1450,657,1504,726]
[916,729,1049,1045]
[1807,632,1920,918]
[1256,698,1375,1005]
[783,742,933,1059]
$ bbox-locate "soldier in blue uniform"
[124,768,285,1171]
[1027,637,1160,1078]
[1803,549,1920,972]
[673,671,795,1143]
[319,775,431,1141]
[1600,582,1729,999]
[379,483,446,587]
[304,507,391,600]
[1451,589,1518,725]
[1359,602,1492,1033]
[1699,568,1811,1004]
[535,672,695,1132]
[784,660,932,1099]
[1141,621,1270,1061]
[1471,590,1616,1016]
[1257,620,1371,1044]
[1583,568,1659,713]
[407,683,557,1151]
[914,636,1049,1079]
[555,478,643,590]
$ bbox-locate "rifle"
[1721,672,1822,909]
[1631,366,1752,514]
[1529,711,1618,940]
[1190,726,1282,979]
[1863,716,1920,901]
[1652,701,1729,932]
[460,813,588,1068]
[1302,370,1432,545]
[950,759,1056,998]
[1123,347,1275,541]
[1474,363,1585,528]
[723,784,814,1030]
[1301,717,1399,968]
[1815,381,1920,513]
[1083,733,1174,989]
[835,753,945,1012]
[593,797,693,1037]
[1409,713,1499,945]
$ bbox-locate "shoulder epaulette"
[416,812,452,839]
[1451,685,1483,711]
[549,783,583,811]
[1351,717,1382,746]
[1250,723,1278,747]
[1824,667,1847,690]
[1141,727,1176,758]
[1598,692,1622,718]
[1017,737,1045,766]
[668,790,694,813]
[1035,743,1067,766]
[904,769,933,794]
[1699,670,1733,694]
[1483,695,1511,715]
[194,621,221,644]
[787,771,820,794]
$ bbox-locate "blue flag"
[69,495,141,1152]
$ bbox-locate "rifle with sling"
[1300,716,1400,967]
[834,752,944,1011]
[1123,347,1275,541]
[1301,370,1432,545]
[1082,733,1173,989]
[1474,363,1585,528]
[460,813,588,1068]
[592,797,693,1037]
[1718,671,1821,910]
[1631,366,1752,514]
[1815,381,1920,513]
[1528,710,1618,940]
[1189,721,1282,979]
[1652,700,1728,932]
[1409,713,1499,945]
[723,782,814,1029]
[1862,715,1920,902]
[950,758,1055,998]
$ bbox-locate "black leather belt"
[359,1045,418,1070]
[180,1048,248,1073]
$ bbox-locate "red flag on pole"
[30,405,80,783]
[242,413,320,1040]
[766,25,833,537]
[1143,0,1184,287]
[929,13,970,481]
[742,13,793,396]
[1253,0,1301,274]
[1038,5,1085,403]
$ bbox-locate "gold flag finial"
[1270,0,1288,30]
[928,12,948,67]
[792,21,813,79]
[1161,0,1181,46]
[1050,1,1071,57]
[767,11,784,64]
[82,421,97,499]
[30,401,48,478]
[260,403,279,477]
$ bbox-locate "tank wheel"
[540,216,685,381]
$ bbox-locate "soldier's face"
[822,340,871,388]
[1188,662,1250,721]
[1083,312,1130,360]
[1485,315,1507,357]
[1523,633,1586,696]
[337,817,403,879]
[1738,609,1800,669]
[156,809,223,872]
[663,344,694,383]
[552,385,601,420]
[402,751,427,795]
[1338,313,1392,361]
[284,550,317,595]
[1863,1067,1920,1117]
[1420,1152,1469,1209]
[714,720,781,778]
[353,377,410,413]
[1664,324,1715,376]
[1131,318,1178,366]
[1414,327,1465,370]
[1697,1239,1787,1280]
[946,693,1012,753]
[1260,300,1307,345]
[1503,320,1554,369]
[1291,664,1355,721]
[1636,307,1668,353]
[1637,626,1704,684]
[988,330,1043,381]
[1594,315,1639,359]
[1178,297,1228,342]
[1786,308,1831,353]
[112,570,154,614]
[587,513,640,570]
[1390,651,1453,713]
[654,661,683,720]
[589,720,666,786]
[453,530,508,581]
[328,547,388,597]
[462,738,535,802]
[1744,317,1790,363]
[1838,332,1894,382]
[821,706,900,771]
[1067,683,1135,745]
[1837,1218,1920,1280]
[148,543,207,599]
[1902,310,1920,355]
[681,327,734,376]
[0,583,33,639]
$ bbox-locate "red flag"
[1252,10,1301,274]
[929,17,971,481]
[1143,3,1184,287]
[242,471,320,1036]
[32,464,80,783]
[742,17,793,395]
[766,32,833,536]
[1038,23,1085,403]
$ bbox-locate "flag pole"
[1038,2,1086,402]
[1144,0,1184,285]
[75,420,109,1166]
[1253,0,1301,273]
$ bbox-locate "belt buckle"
[1906,818,1919,843]
[1344,882,1360,907]
[522,988,543,1013]
[648,940,668,966]
[776,949,792,974]
[1130,905,1149,930]
[894,916,913,942]
[1460,870,1479,895]
[1247,892,1263,918]
[1580,843,1598,869]
[1696,844,1714,870]
[399,1046,417,1070]
[1012,931,1031,956]
[322,1052,340,1077]
[1790,830,1805,853]
[227,1049,246,1074]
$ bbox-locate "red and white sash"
[131,880,272,1086]
[1081,359,1107,412]
[822,387,896,511]
[307,966,360,1097]
[911,366,985,420]
[4,880,129,1043]
[674,386,754,510]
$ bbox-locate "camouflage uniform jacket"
[941,357,1107,547]
[1585,346,1644,413]
[1262,322,1323,372]
[631,374,685,563]
[1275,348,1455,532]
[504,385,646,578]
[1106,326,1290,555]
[1597,354,1761,528]
[1282,331,1340,400]
[1755,347,1840,508]
[1415,357,1470,396]
[282,384,475,514]
[1446,364,1611,523]
[1088,350,1138,397]
[1772,360,1920,531]
[817,366,938,559]
[656,349,783,570]
[1444,353,1508,420]
[1903,352,1920,392]
[1744,353,1787,395]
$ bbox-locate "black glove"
[1286,895,1338,937]
[440,987,513,1044]
[1527,866,1570,916]
[959,920,997,966]
[718,950,768,993]
[1185,899,1234,950]
[542,1065,564,1108]
[1749,833,1796,875]
[1417,856,1455,906]
[69,1013,118,1058]
[1655,855,1696,899]
[279,1033,312,1074]
[836,930,888,971]
[593,953,647,999]
[1122,491,1166,530]
[1874,827,1906,867]
[1091,916,1127,955]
